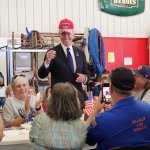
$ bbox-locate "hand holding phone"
[102,83,111,103]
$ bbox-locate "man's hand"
[86,99,104,126]
[92,99,104,115]
[76,73,86,83]
[45,50,56,64]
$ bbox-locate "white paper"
[124,57,132,65]
[108,52,115,63]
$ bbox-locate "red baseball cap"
[59,18,74,34]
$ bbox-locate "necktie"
[66,48,74,73]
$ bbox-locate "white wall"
[0,0,150,38]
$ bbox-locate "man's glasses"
[12,74,26,81]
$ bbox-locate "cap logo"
[59,18,74,33]
[61,23,70,27]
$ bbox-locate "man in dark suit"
[38,18,90,101]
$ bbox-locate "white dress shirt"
[61,43,76,72]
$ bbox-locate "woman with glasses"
[3,75,43,127]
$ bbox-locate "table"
[0,129,32,150]
[0,128,96,150]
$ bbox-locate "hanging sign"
[124,57,132,65]
[108,52,115,63]
[99,0,145,16]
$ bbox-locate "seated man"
[132,66,150,103]
[3,75,43,127]
[86,67,150,150]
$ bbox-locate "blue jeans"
[0,97,5,108]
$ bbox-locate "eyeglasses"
[28,90,34,93]
[12,74,26,81]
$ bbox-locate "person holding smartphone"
[30,82,88,149]
[86,67,150,150]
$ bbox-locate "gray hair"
[46,82,82,121]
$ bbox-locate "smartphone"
[102,83,111,102]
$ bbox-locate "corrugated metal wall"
[0,0,150,38]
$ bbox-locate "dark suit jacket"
[38,44,90,100]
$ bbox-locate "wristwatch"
[20,113,27,119]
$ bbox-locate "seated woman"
[0,115,4,141]
[42,86,51,112]
[30,82,99,150]
[3,75,43,127]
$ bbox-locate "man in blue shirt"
[86,67,150,150]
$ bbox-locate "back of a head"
[47,82,82,121]
[110,67,136,95]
